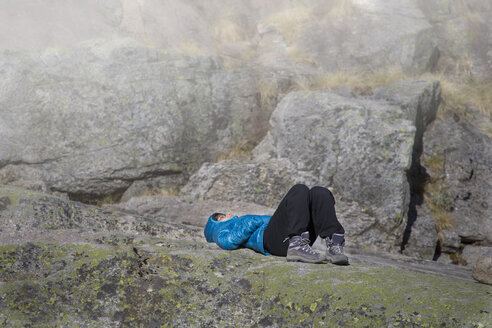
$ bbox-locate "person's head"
[211,212,234,222]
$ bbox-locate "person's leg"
[263,184,311,257]
[308,186,348,265]
[308,186,344,239]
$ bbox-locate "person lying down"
[204,184,348,265]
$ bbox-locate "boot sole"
[326,256,349,265]
[286,255,325,264]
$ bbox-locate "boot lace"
[298,237,317,255]
[329,244,343,255]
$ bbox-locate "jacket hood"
[203,215,218,242]
[204,214,240,243]
[203,214,271,255]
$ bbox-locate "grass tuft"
[266,6,314,45]
[420,71,492,136]
[288,47,319,67]
[288,67,492,122]
[424,154,444,174]
[291,65,406,94]
[175,41,208,56]
[325,0,357,20]
[258,79,279,108]
[424,182,454,231]
[435,76,492,119]
[216,140,254,161]
[212,19,246,43]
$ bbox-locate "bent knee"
[310,186,335,203]
[286,184,310,198]
[290,184,309,193]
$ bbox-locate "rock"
[422,111,492,246]
[106,195,275,227]
[439,229,462,253]
[0,40,291,202]
[0,185,202,246]
[402,202,438,260]
[462,246,492,268]
[435,253,454,265]
[119,175,186,203]
[181,158,318,208]
[331,200,380,251]
[261,80,440,251]
[417,0,492,79]
[8,179,50,194]
[472,257,492,285]
[186,80,440,252]
[1,185,491,327]
[372,80,441,127]
[296,0,433,74]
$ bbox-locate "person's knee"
[291,184,309,193]
[286,184,310,198]
[310,186,335,204]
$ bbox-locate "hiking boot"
[286,232,324,264]
[326,233,349,265]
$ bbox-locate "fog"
[1,0,490,78]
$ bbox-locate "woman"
[204,184,348,265]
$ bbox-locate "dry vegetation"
[266,0,357,45]
[425,183,454,231]
[216,140,255,161]
[211,18,246,44]
[241,64,492,162]
[261,0,492,123]
[258,79,279,109]
[290,65,405,92]
[433,76,492,120]
[325,0,357,20]
[421,154,455,231]
[265,6,313,45]
[288,67,492,124]
[175,41,208,56]
[288,47,318,67]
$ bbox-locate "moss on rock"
[1,186,490,327]
[0,240,490,327]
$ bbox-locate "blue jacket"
[204,214,271,255]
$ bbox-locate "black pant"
[263,184,345,256]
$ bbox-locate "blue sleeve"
[215,215,270,250]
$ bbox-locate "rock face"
[181,158,318,208]
[417,0,492,79]
[185,80,441,252]
[106,194,275,227]
[0,40,289,202]
[401,202,439,260]
[296,0,433,73]
[420,109,492,261]
[0,186,202,246]
[1,186,491,327]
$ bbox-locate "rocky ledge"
[1,185,491,327]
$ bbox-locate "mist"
[1,0,490,77]
[0,1,491,326]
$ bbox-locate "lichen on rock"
[0,186,491,327]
